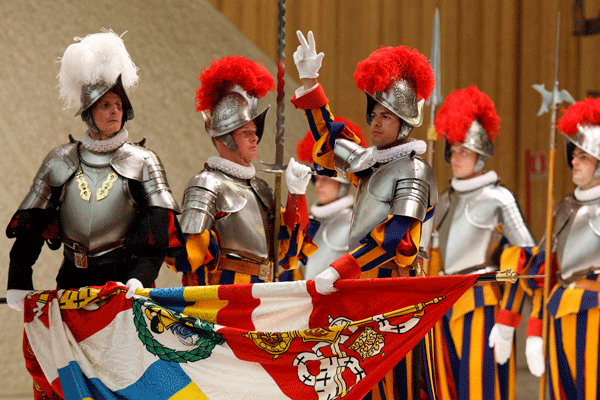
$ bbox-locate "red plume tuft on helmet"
[353,46,435,101]
[296,116,367,164]
[558,98,600,136]
[195,56,275,112]
[435,85,500,144]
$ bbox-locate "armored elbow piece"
[333,138,376,174]
[179,170,247,235]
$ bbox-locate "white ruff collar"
[81,129,128,153]
[207,156,256,179]
[451,170,499,192]
[574,184,600,201]
[310,195,354,219]
[373,139,427,164]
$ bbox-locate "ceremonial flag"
[23,275,478,399]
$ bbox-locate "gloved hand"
[286,157,311,195]
[314,266,340,295]
[525,335,545,377]
[488,323,515,364]
[293,31,325,79]
[7,289,30,311]
[125,278,143,299]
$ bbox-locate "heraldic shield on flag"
[21,275,478,400]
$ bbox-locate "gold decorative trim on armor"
[75,167,91,202]
[97,171,118,201]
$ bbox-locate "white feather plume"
[58,29,139,110]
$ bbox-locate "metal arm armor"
[370,155,438,221]
[493,185,536,247]
[18,143,79,211]
[111,143,180,213]
[179,169,247,235]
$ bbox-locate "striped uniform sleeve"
[291,84,363,185]
[165,230,219,274]
[331,207,435,279]
[277,193,320,270]
[496,246,536,328]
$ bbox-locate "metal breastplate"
[554,197,600,281]
[436,184,535,275]
[214,175,271,262]
[348,156,436,251]
[302,207,353,280]
[60,149,137,252]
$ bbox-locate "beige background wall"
[0,0,311,395]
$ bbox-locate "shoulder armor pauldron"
[17,142,79,211]
[40,142,80,187]
[369,155,437,220]
[186,170,247,214]
[110,143,155,181]
[111,143,180,212]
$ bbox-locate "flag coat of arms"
[23,275,478,399]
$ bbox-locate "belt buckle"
[258,264,271,282]
[72,243,88,269]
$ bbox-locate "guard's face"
[450,143,478,179]
[231,120,259,166]
[314,175,340,205]
[369,103,401,149]
[90,91,123,139]
[571,147,600,190]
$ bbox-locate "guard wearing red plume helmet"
[167,55,318,286]
[291,31,438,399]
[493,98,600,399]
[431,86,535,400]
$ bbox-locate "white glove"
[125,278,143,299]
[526,336,545,377]
[314,266,340,295]
[488,323,515,364]
[286,157,311,195]
[293,31,325,79]
[7,289,30,311]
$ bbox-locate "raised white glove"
[488,323,515,364]
[314,266,340,295]
[7,289,30,311]
[285,157,311,195]
[125,278,143,299]
[526,335,545,377]
[293,31,324,79]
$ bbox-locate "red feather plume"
[353,46,435,101]
[434,85,500,143]
[296,116,367,163]
[195,56,275,112]
[558,98,600,136]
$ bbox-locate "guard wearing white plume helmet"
[6,30,183,319]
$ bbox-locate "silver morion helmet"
[365,78,425,129]
[203,84,269,144]
[563,124,600,177]
[443,120,495,163]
